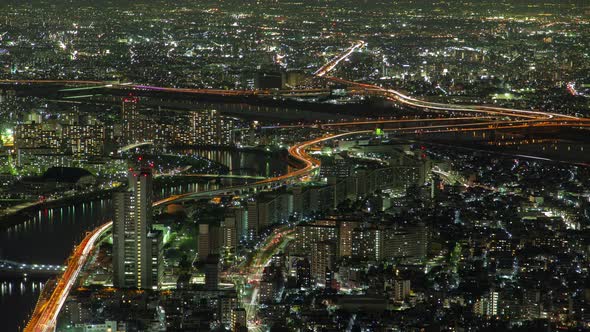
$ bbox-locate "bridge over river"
[0,260,64,276]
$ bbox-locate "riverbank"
[0,188,117,230]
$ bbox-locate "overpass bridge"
[157,174,267,180]
[0,260,65,275]
[117,141,154,153]
[155,174,303,204]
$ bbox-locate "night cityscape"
[0,0,589,331]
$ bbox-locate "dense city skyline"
[0,1,588,332]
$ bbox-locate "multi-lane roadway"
[314,41,366,77]
[24,222,112,332]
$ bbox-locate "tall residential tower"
[112,168,162,290]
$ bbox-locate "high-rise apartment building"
[311,241,336,286]
[339,220,361,258]
[352,227,384,261]
[220,292,240,328]
[62,124,105,157]
[474,291,500,317]
[112,168,162,290]
[198,223,221,262]
[190,110,235,146]
[392,279,411,302]
[383,223,428,261]
[15,122,62,153]
[121,97,140,144]
[294,219,338,254]
[221,216,238,259]
[247,192,292,237]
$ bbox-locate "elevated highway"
[24,222,112,332]
[157,174,267,180]
[330,76,582,121]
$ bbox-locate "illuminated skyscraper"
[113,168,162,290]
[294,219,338,253]
[220,292,239,328]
